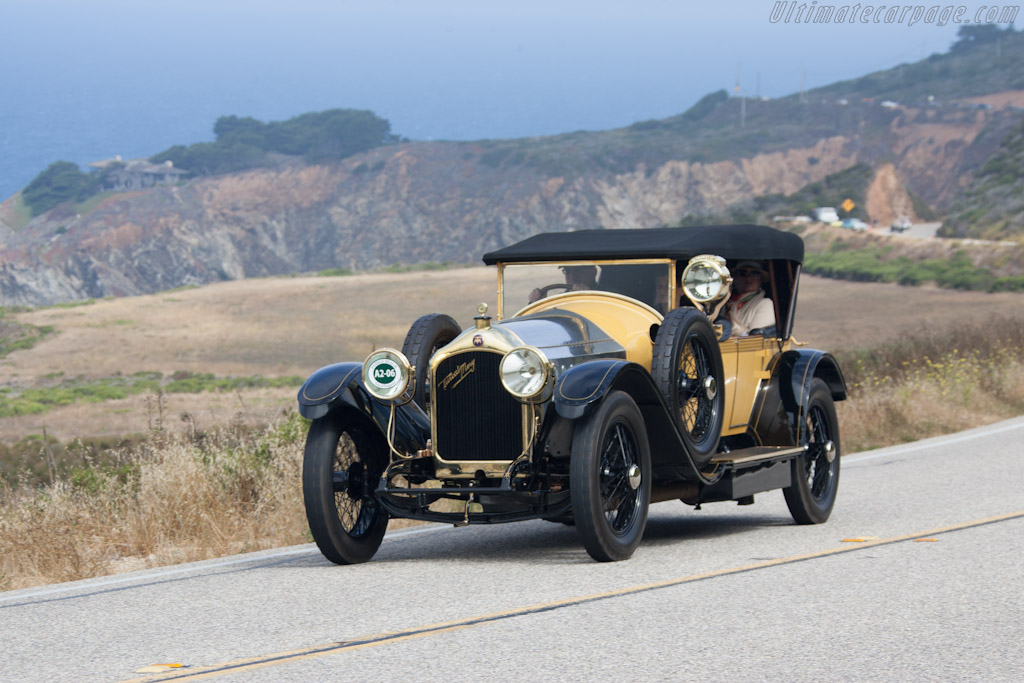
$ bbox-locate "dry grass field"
[2,267,1023,441]
[3,267,1024,590]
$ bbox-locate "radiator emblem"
[439,359,476,391]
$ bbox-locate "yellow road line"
[120,509,1024,682]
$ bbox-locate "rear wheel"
[303,414,389,564]
[651,308,725,466]
[784,378,841,524]
[570,391,651,562]
[402,313,461,411]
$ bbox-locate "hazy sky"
[0,0,1007,197]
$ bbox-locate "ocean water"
[0,0,961,202]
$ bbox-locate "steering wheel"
[537,283,571,297]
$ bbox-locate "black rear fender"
[297,361,430,454]
[778,349,848,411]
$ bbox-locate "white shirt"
[727,289,775,336]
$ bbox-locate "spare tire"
[650,308,725,466]
[401,313,461,411]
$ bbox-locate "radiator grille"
[433,351,523,462]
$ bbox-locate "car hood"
[495,309,627,375]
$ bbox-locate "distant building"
[87,155,187,191]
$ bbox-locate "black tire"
[570,391,651,562]
[401,313,461,411]
[303,413,389,564]
[651,308,725,466]
[784,378,841,524]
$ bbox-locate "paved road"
[3,417,1024,682]
[882,221,941,239]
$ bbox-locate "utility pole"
[736,63,745,128]
[799,66,805,104]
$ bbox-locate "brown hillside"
[2,99,1022,307]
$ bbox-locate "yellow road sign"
[841,198,855,212]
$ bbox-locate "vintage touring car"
[297,224,847,563]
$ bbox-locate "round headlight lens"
[500,346,550,399]
[363,348,412,401]
[682,255,731,303]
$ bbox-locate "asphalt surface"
[3,416,1024,682]
[884,221,941,240]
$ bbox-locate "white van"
[814,207,840,223]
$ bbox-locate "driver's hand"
[529,288,541,303]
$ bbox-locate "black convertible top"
[482,224,804,265]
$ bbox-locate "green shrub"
[0,373,302,419]
[804,247,1012,291]
[22,162,100,216]
[151,109,396,176]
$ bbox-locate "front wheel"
[570,391,651,562]
[784,378,841,524]
[303,413,389,564]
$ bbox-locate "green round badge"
[369,359,399,388]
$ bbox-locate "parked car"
[841,218,870,231]
[814,207,840,223]
[297,225,847,564]
[891,217,912,233]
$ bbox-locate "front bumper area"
[375,480,572,524]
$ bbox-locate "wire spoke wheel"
[652,309,725,466]
[599,423,642,535]
[571,391,651,562]
[803,405,835,503]
[303,414,389,564]
[678,338,715,443]
[784,378,841,525]
[331,433,381,537]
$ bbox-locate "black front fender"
[297,362,363,419]
[297,361,430,454]
[551,360,710,479]
[553,359,631,419]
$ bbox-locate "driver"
[725,260,775,336]
[529,265,597,303]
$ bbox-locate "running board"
[710,445,805,468]
[696,445,805,503]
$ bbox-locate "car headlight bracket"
[363,348,414,403]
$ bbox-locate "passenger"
[725,260,776,336]
[653,273,684,314]
[654,274,669,314]
[529,265,597,303]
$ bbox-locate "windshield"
[500,261,673,317]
